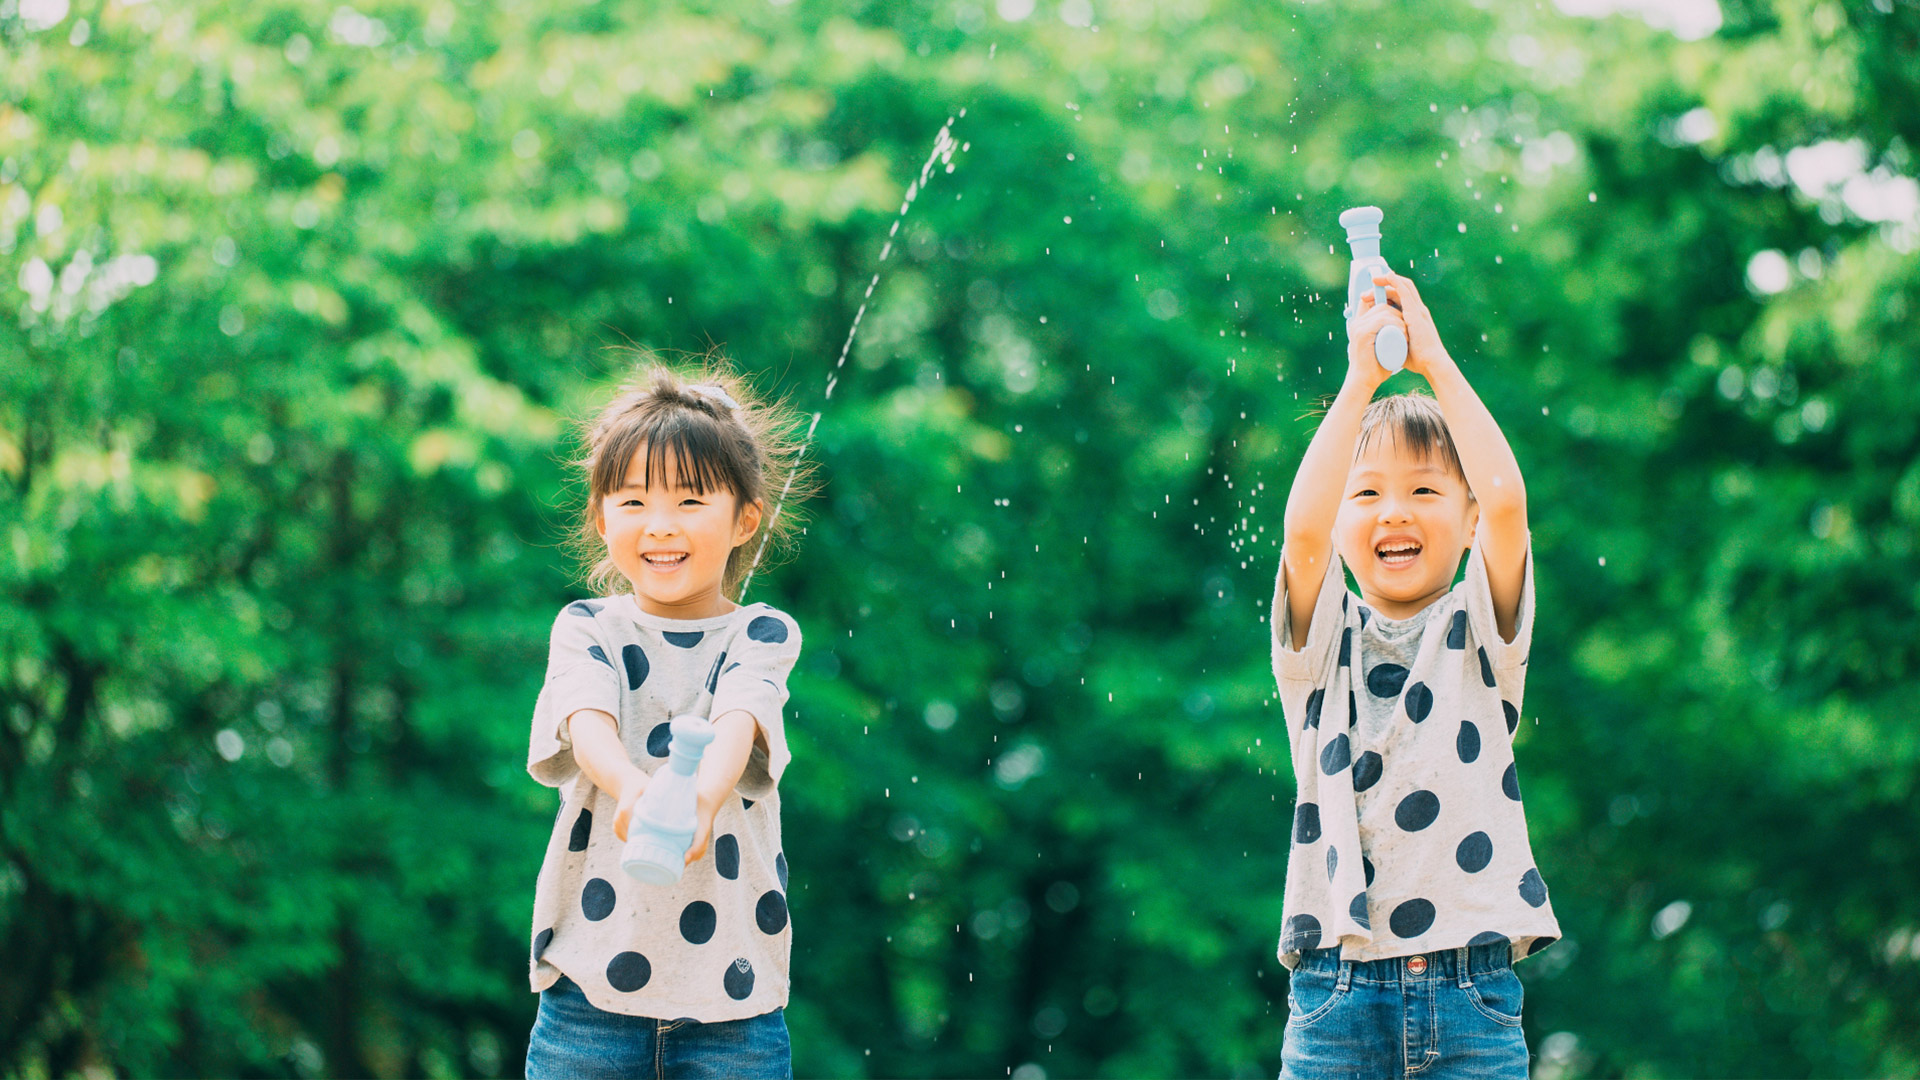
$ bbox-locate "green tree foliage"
[1,0,1915,1076]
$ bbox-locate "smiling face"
[1334,434,1479,620]
[597,444,763,620]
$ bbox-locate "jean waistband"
[1294,941,1512,983]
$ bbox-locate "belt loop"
[1456,946,1472,988]
[1336,958,1353,992]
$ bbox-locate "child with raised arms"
[523,360,813,1079]
[1270,272,1559,1078]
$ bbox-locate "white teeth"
[643,553,688,565]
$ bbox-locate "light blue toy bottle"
[621,715,715,885]
[1338,205,1409,374]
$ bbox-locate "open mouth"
[1375,539,1422,569]
[642,552,689,569]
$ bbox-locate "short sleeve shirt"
[1270,539,1559,968]
[526,596,801,1020]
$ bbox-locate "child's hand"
[684,789,724,865]
[1347,283,1408,389]
[1370,272,1455,378]
[612,770,649,842]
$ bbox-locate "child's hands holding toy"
[1348,281,1410,390]
[1367,272,1456,379]
[612,771,649,842]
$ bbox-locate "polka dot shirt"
[526,597,801,1021]
[1271,540,1560,969]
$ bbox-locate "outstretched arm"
[684,711,768,863]
[1280,291,1404,645]
[1377,271,1529,641]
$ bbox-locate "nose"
[1376,494,1412,524]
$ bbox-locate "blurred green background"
[4,0,1918,1076]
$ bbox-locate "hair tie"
[686,384,739,410]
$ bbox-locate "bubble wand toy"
[620,714,716,885]
[1338,205,1408,374]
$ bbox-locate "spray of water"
[737,110,966,599]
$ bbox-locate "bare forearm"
[695,710,763,805]
[1284,375,1375,544]
[568,709,645,799]
[1423,356,1526,517]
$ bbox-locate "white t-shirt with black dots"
[526,596,801,1021]
[1271,539,1560,969]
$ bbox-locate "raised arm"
[1280,292,1402,646]
[1379,271,1528,641]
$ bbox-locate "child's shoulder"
[733,602,801,646]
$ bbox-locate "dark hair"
[568,354,814,596]
[1353,391,1471,496]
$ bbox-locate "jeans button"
[1407,955,1427,975]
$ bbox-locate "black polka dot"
[1389,898,1436,938]
[1456,831,1493,873]
[1519,868,1547,907]
[1326,846,1339,882]
[1478,647,1496,688]
[680,901,717,944]
[724,662,742,676]
[1457,721,1481,763]
[724,957,756,1000]
[1363,857,1376,886]
[1292,803,1322,845]
[1446,609,1466,649]
[1502,762,1521,801]
[663,630,704,648]
[1348,892,1370,929]
[608,951,651,992]
[1528,936,1558,956]
[1503,700,1519,735]
[1367,663,1410,699]
[1303,689,1324,730]
[1404,682,1434,723]
[1359,607,1371,628]
[776,852,789,890]
[566,600,603,618]
[1282,913,1322,952]
[621,643,649,690]
[747,615,790,644]
[756,891,789,934]
[1339,628,1352,668]
[647,722,672,758]
[1469,930,1509,947]
[742,798,755,810]
[533,928,553,958]
[1347,690,1358,728]
[1395,790,1440,832]
[568,808,592,851]
[1351,751,1384,792]
[1319,733,1351,775]
[581,878,616,921]
[714,834,740,880]
[587,645,612,668]
[706,652,727,693]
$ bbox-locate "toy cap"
[1339,205,1384,239]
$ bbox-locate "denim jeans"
[1280,943,1528,1080]
[525,976,792,1080]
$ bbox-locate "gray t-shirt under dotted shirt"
[526,596,801,1021]
[1271,539,1560,969]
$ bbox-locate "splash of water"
[737,110,965,599]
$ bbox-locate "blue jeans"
[525,976,792,1080]
[1280,943,1528,1079]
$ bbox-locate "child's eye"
[1353,489,1378,498]
[1415,487,1439,495]
[681,498,705,507]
